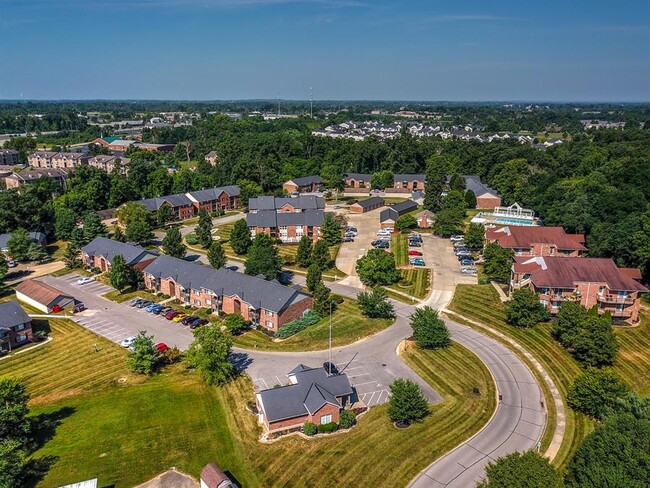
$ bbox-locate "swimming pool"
[494,217,538,226]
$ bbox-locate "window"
[265,320,274,328]
[194,299,201,306]
[266,310,274,317]
[16,334,27,343]
[279,226,288,231]
[194,290,200,296]
[320,414,332,425]
[540,299,548,307]
[205,299,212,305]
[16,323,25,331]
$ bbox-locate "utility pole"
[328,300,334,375]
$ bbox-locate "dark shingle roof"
[81,237,157,266]
[247,210,326,228]
[344,173,372,182]
[248,195,325,211]
[0,300,30,330]
[0,232,46,251]
[143,255,312,313]
[187,185,241,203]
[288,175,322,187]
[463,175,500,198]
[257,366,353,422]
[379,200,418,222]
[394,174,426,182]
[353,197,384,209]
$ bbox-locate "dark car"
[181,315,197,325]
[72,303,86,313]
[136,300,152,309]
[408,241,422,247]
[343,236,354,243]
[323,362,339,376]
[189,318,208,329]
[460,259,474,266]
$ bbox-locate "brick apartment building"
[247,195,326,243]
[463,175,502,209]
[0,300,33,352]
[0,149,19,166]
[393,174,426,191]
[282,175,323,194]
[487,226,587,257]
[88,155,131,174]
[81,237,158,272]
[511,256,648,324]
[256,364,353,434]
[379,200,419,228]
[343,173,372,189]
[28,151,89,169]
[142,255,313,332]
[136,185,241,221]
[4,168,69,188]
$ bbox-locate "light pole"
[328,300,335,375]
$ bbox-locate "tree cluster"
[356,249,401,286]
[504,288,550,328]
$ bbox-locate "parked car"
[136,300,152,309]
[156,306,171,315]
[120,337,135,348]
[72,303,86,313]
[383,227,394,233]
[461,267,478,275]
[450,235,465,242]
[408,233,422,241]
[408,240,422,247]
[155,342,169,354]
[76,276,95,285]
[189,317,208,329]
[172,313,188,322]
[372,240,389,248]
[165,310,180,320]
[146,303,161,312]
[460,259,474,266]
[408,250,423,256]
[181,315,197,325]
[410,258,426,266]
[376,230,391,237]
[343,237,354,243]
[323,362,339,375]
[6,260,16,268]
[129,298,145,307]
[346,227,358,233]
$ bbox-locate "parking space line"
[353,381,376,387]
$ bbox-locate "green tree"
[410,306,451,349]
[388,378,430,425]
[116,202,150,227]
[162,226,186,258]
[6,229,32,262]
[185,325,236,385]
[0,379,31,443]
[54,206,77,240]
[449,173,466,191]
[567,368,629,420]
[82,211,107,241]
[245,233,282,280]
[126,218,153,244]
[423,154,451,212]
[356,287,395,319]
[339,409,356,429]
[482,242,513,282]
[396,214,418,232]
[26,242,49,263]
[356,249,401,286]
[0,439,26,488]
[311,239,331,271]
[230,218,252,255]
[224,313,248,335]
[207,240,227,269]
[69,226,87,249]
[313,282,333,316]
[370,170,394,190]
[112,225,126,243]
[108,254,129,291]
[464,189,477,209]
[296,235,313,268]
[477,451,562,488]
[321,213,341,246]
[126,331,159,375]
[505,288,550,328]
[464,223,485,251]
[62,243,81,269]
[0,256,8,293]
[433,209,463,237]
[156,204,173,227]
[196,207,213,249]
[306,263,322,293]
[236,179,264,207]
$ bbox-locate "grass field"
[387,268,431,299]
[613,307,650,395]
[391,234,409,266]
[102,288,159,304]
[448,284,593,470]
[231,297,393,351]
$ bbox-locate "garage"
[15,279,77,313]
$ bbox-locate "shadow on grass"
[22,455,59,488]
[28,406,77,453]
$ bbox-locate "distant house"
[256,364,353,434]
[200,463,236,488]
[283,175,323,194]
[186,186,241,214]
[0,232,46,254]
[134,143,175,153]
[511,256,648,324]
[4,168,69,189]
[143,255,313,332]
[0,149,19,166]
[88,155,130,174]
[415,209,434,228]
[0,300,32,352]
[393,174,426,191]
[15,279,76,314]
[81,237,158,272]
[463,175,502,209]
[247,195,326,243]
[343,173,372,189]
[205,151,218,166]
[379,200,419,228]
[487,226,587,257]
[139,193,195,221]
[349,197,384,213]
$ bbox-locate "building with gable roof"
[81,237,158,272]
[379,199,419,228]
[0,300,32,351]
[247,195,327,243]
[282,175,323,194]
[487,226,587,257]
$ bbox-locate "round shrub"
[339,409,356,429]
[317,421,339,434]
[303,421,317,436]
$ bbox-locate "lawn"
[387,268,431,299]
[613,306,650,395]
[447,284,593,470]
[231,297,393,351]
[102,288,159,304]
[3,312,496,487]
[391,234,408,266]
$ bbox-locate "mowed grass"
[448,284,593,470]
[388,268,431,299]
[231,297,393,351]
[391,234,409,266]
[613,306,650,395]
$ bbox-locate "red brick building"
[349,196,384,213]
[81,237,158,272]
[282,175,323,194]
[142,255,313,332]
[247,195,326,243]
[28,151,89,169]
[393,174,426,191]
[0,300,33,352]
[343,173,372,189]
[187,186,241,214]
[487,226,587,257]
[256,364,353,434]
[511,256,648,324]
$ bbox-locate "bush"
[162,346,183,364]
[317,421,339,434]
[410,306,451,349]
[567,368,629,420]
[185,233,199,245]
[303,421,317,436]
[275,311,321,339]
[505,288,550,328]
[339,409,356,429]
[388,378,429,424]
[357,287,395,319]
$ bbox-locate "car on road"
[76,276,95,285]
[120,337,135,348]
[460,258,474,266]
[135,300,152,309]
[461,267,478,275]
[155,342,169,354]
[323,362,339,375]
[343,236,354,243]
[408,250,423,256]
[450,235,465,242]
[189,317,208,329]
[164,310,181,320]
[172,313,188,322]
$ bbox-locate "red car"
[408,250,423,256]
[164,310,180,320]
[156,342,169,353]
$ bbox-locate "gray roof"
[247,210,326,228]
[143,255,311,313]
[353,197,384,209]
[187,185,241,203]
[139,193,193,211]
[380,200,418,222]
[81,237,157,266]
[248,195,325,211]
[463,175,500,198]
[258,366,353,422]
[0,300,30,330]
[287,175,322,187]
[394,174,426,182]
[343,173,372,182]
[0,232,46,251]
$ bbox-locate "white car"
[376,230,391,237]
[76,276,95,285]
[120,337,135,348]
[461,267,478,275]
[450,235,465,242]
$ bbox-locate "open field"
[448,284,593,470]
[613,306,650,395]
[231,297,393,351]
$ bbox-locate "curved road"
[240,281,546,488]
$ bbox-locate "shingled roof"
[287,175,322,187]
[81,237,157,266]
[248,195,325,211]
[488,226,587,251]
[0,300,30,331]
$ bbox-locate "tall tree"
[388,379,430,425]
[245,233,282,280]
[0,255,8,293]
[478,451,562,488]
[62,243,81,269]
[230,218,252,255]
[311,239,331,271]
[0,379,31,443]
[464,223,485,251]
[321,213,341,246]
[108,254,129,291]
[185,325,236,385]
[6,229,32,262]
[423,154,450,212]
[356,249,401,286]
[482,242,513,282]
[156,204,173,227]
[410,307,451,349]
[464,189,477,209]
[567,368,629,420]
[162,226,186,258]
[82,211,107,241]
[357,287,395,319]
[370,170,394,190]
[505,288,550,328]
[306,263,322,293]
[313,282,333,316]
[207,240,227,269]
[126,331,159,375]
[112,226,126,243]
[126,218,153,244]
[196,207,213,249]
[54,206,77,240]
[116,202,150,227]
[296,235,313,268]
[0,439,26,488]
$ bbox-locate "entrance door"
[233,299,241,314]
[169,281,176,297]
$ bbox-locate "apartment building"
[0,149,19,166]
[487,226,587,257]
[81,237,158,272]
[88,155,131,174]
[247,195,326,243]
[28,151,89,169]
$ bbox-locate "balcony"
[550,294,582,302]
[596,294,635,305]
[610,309,633,318]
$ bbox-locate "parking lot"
[334,206,384,277]
[39,274,194,350]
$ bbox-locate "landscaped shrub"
[339,409,356,429]
[275,311,321,339]
[303,421,317,436]
[317,421,338,434]
[185,233,199,245]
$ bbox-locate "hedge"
[275,311,321,339]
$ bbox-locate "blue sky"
[1,0,649,101]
